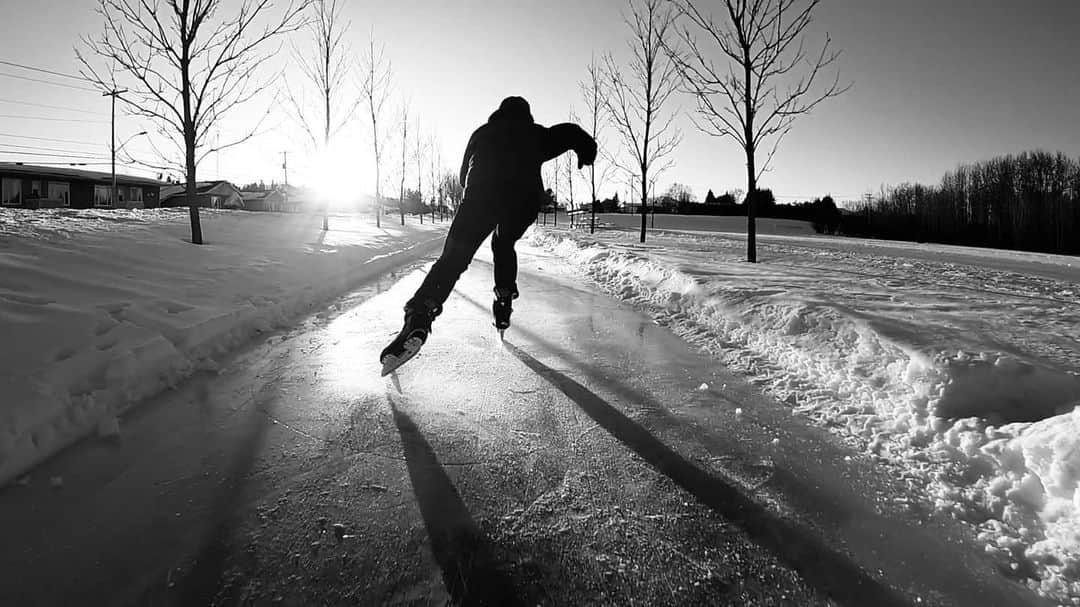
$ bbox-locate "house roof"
[160,180,241,201]
[239,190,284,201]
[0,163,165,187]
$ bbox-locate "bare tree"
[284,0,357,231]
[79,0,309,245]
[412,114,427,223]
[668,0,849,262]
[359,32,392,228]
[425,133,441,220]
[563,110,578,224]
[580,55,617,233]
[396,98,410,226]
[439,169,463,213]
[564,150,575,211]
[665,181,694,204]
[602,0,682,243]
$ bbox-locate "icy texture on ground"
[0,208,444,486]
[527,218,1080,603]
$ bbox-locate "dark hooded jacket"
[459,96,597,209]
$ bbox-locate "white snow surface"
[527,216,1080,603]
[0,208,445,486]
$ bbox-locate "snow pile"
[526,224,1080,601]
[0,208,445,485]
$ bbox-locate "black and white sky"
[0,0,1077,203]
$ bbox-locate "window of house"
[128,187,143,203]
[48,182,70,206]
[30,180,41,198]
[93,185,113,207]
[1,178,21,206]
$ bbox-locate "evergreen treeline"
[841,151,1080,254]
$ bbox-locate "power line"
[0,114,110,124]
[1,141,105,155]
[0,60,89,82]
[0,97,108,116]
[0,131,105,147]
[0,150,111,160]
[0,72,99,93]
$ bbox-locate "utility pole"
[103,88,127,207]
[282,151,289,212]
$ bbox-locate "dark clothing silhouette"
[405,96,596,317]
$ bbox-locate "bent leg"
[491,205,539,298]
[407,199,496,317]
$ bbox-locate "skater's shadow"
[388,396,520,606]
[502,342,909,607]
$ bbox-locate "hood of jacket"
[488,96,534,124]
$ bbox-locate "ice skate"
[380,305,435,376]
[493,288,516,339]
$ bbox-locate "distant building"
[239,189,286,212]
[0,163,164,209]
[160,181,243,209]
[280,184,319,213]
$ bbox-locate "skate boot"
[493,287,516,337]
[380,302,439,376]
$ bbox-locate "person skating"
[380,96,597,376]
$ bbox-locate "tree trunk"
[744,49,756,263]
[590,164,596,234]
[639,172,647,243]
[180,38,202,245]
[323,86,330,231]
[186,141,202,244]
[374,158,381,228]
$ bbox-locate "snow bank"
[0,208,445,485]
[527,225,1080,602]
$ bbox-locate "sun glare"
[309,144,370,208]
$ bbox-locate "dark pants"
[406,194,538,318]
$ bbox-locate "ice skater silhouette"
[380,95,597,375]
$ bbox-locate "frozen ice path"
[0,242,1049,606]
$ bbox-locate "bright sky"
[0,0,1077,205]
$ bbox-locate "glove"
[577,138,598,169]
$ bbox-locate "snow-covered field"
[0,208,445,487]
[528,215,1080,603]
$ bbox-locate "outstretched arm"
[542,123,597,168]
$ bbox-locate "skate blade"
[380,337,424,377]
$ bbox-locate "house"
[281,184,318,213]
[159,181,243,209]
[239,189,286,212]
[0,163,164,209]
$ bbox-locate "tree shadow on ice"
[388,396,521,607]
[502,341,911,607]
